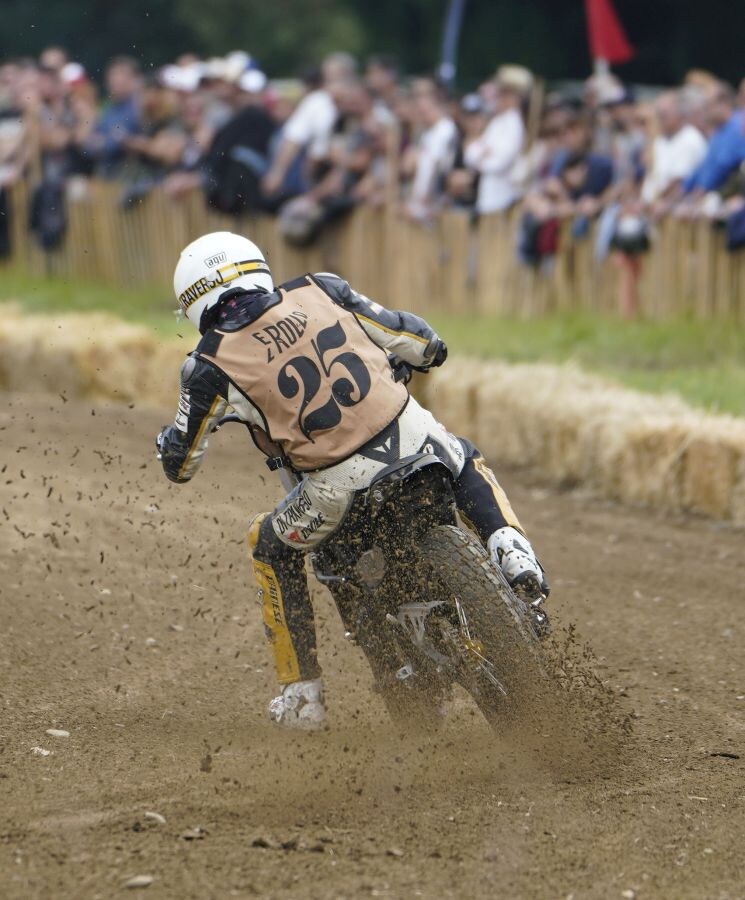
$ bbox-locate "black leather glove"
[428,339,448,368]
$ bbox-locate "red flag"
[584,0,634,64]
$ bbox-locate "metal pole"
[438,0,468,90]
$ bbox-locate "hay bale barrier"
[2,304,745,524]
[424,361,745,525]
[0,303,184,409]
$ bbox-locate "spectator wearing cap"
[85,56,142,178]
[128,56,270,205]
[405,78,458,220]
[203,62,276,215]
[32,61,97,185]
[159,60,229,199]
[197,57,237,132]
[22,60,90,250]
[462,65,529,214]
[446,93,487,210]
[63,67,99,178]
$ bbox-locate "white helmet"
[173,232,274,330]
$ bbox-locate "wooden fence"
[5,179,745,320]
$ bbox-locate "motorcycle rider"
[157,231,549,730]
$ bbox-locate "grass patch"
[428,312,745,417]
[0,266,179,337]
[2,267,744,417]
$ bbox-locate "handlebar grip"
[388,356,415,383]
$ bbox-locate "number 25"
[277,321,371,440]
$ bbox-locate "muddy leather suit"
[159,273,524,684]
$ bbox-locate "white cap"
[60,62,87,85]
[173,232,274,330]
[160,63,204,93]
[223,50,251,82]
[204,56,230,81]
[239,68,267,93]
[495,64,534,96]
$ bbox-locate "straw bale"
[426,364,481,444]
[471,368,536,468]
[681,428,745,518]
[731,454,745,525]
[3,303,745,523]
[612,417,691,510]
[424,357,744,522]
[0,303,184,407]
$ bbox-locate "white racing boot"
[488,526,549,599]
[268,679,327,730]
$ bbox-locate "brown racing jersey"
[158,273,444,482]
[197,274,408,471]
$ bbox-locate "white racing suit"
[158,273,542,686]
[268,397,466,547]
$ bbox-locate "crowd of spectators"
[3,45,745,315]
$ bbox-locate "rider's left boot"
[268,678,327,730]
[488,526,550,601]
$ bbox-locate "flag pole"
[584,0,634,70]
[438,0,468,90]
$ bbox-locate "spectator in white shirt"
[641,90,707,214]
[405,78,457,220]
[262,52,356,198]
[464,65,530,214]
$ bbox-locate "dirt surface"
[1,394,744,900]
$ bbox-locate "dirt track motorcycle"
[216,360,551,729]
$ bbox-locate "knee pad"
[248,512,269,554]
[251,513,299,565]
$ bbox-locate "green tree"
[173,0,366,74]
[2,0,745,90]
[0,0,195,76]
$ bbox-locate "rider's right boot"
[487,526,550,600]
[268,678,327,730]
[488,526,551,636]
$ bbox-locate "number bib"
[198,276,409,471]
